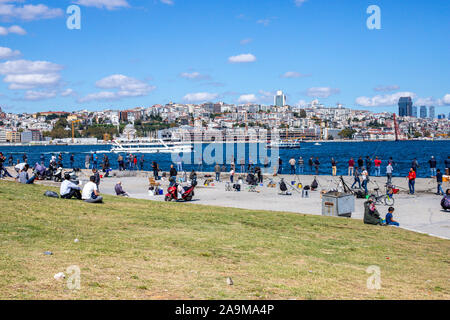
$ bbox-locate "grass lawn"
[0,180,449,300]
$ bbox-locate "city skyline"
[0,0,449,114]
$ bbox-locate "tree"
[338,128,356,139]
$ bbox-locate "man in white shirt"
[60,173,82,200]
[361,167,369,194]
[82,175,103,203]
[386,163,393,185]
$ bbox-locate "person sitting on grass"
[82,175,103,203]
[385,207,399,227]
[114,181,129,197]
[17,164,36,185]
[363,199,383,225]
[60,173,82,200]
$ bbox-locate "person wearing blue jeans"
[385,207,399,226]
[407,168,416,195]
[436,169,444,195]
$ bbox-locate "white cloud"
[443,94,450,105]
[61,88,76,97]
[238,94,257,104]
[183,92,218,103]
[355,92,416,107]
[296,100,308,107]
[0,3,63,21]
[0,59,63,90]
[306,87,340,98]
[75,0,129,10]
[0,25,26,36]
[0,46,20,59]
[24,90,56,101]
[294,0,307,7]
[240,38,252,45]
[160,0,174,5]
[281,71,309,78]
[180,72,210,80]
[228,53,256,63]
[256,19,271,26]
[79,74,155,102]
[373,85,400,92]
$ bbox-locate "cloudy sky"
[0,0,449,113]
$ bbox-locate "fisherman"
[357,156,364,170]
[374,156,382,177]
[308,157,314,172]
[407,168,416,195]
[411,158,419,172]
[429,156,437,177]
[289,157,296,175]
[348,157,355,176]
[386,162,393,185]
[331,158,337,176]
[314,157,320,175]
[365,156,372,176]
[297,157,304,174]
[436,169,444,196]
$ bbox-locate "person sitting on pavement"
[114,181,129,197]
[385,207,399,227]
[441,189,450,211]
[363,199,383,225]
[82,175,103,203]
[60,173,82,200]
[17,164,36,184]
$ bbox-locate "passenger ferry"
[266,140,301,149]
[110,138,193,154]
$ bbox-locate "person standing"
[348,157,355,176]
[92,168,101,192]
[365,156,372,176]
[176,154,183,172]
[70,153,75,169]
[297,157,304,174]
[386,162,393,185]
[93,152,98,170]
[308,157,314,173]
[411,158,419,172]
[85,154,90,170]
[263,157,269,173]
[152,161,159,179]
[445,156,450,175]
[407,168,416,195]
[133,155,137,170]
[436,169,444,195]
[240,158,245,173]
[331,158,337,176]
[278,157,283,175]
[351,166,361,189]
[361,167,369,194]
[139,155,145,171]
[357,157,364,170]
[314,157,320,175]
[429,156,437,177]
[255,166,263,183]
[117,154,124,171]
[230,167,235,184]
[214,163,221,182]
[289,157,296,175]
[374,156,382,177]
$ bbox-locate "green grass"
[0,180,449,300]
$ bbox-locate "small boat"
[314,142,322,146]
[111,138,193,154]
[266,140,301,149]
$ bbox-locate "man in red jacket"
[407,168,416,195]
[348,158,355,176]
[374,156,382,177]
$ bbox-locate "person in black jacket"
[357,157,364,169]
[169,164,177,178]
[363,200,383,225]
[429,156,437,177]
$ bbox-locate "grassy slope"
[0,180,448,300]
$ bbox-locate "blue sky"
[0,0,449,114]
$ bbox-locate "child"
[385,207,399,227]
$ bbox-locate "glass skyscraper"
[274,90,286,107]
[429,106,435,119]
[398,97,413,117]
[412,105,417,118]
[420,106,427,118]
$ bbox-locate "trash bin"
[322,191,355,218]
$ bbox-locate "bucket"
[159,189,163,195]
[291,181,295,185]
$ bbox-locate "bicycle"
[369,187,395,206]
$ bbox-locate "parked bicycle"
[368,184,395,206]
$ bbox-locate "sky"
[0,0,449,114]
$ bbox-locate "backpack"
[311,179,318,189]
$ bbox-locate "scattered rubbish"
[44,251,53,255]
[74,238,79,243]
[226,277,234,286]
[308,270,313,273]
[386,257,390,260]
[117,277,121,280]
[54,272,65,280]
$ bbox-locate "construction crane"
[393,113,400,141]
[71,119,81,143]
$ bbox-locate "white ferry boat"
[111,138,193,154]
[266,140,301,149]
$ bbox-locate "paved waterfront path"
[78,171,450,240]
